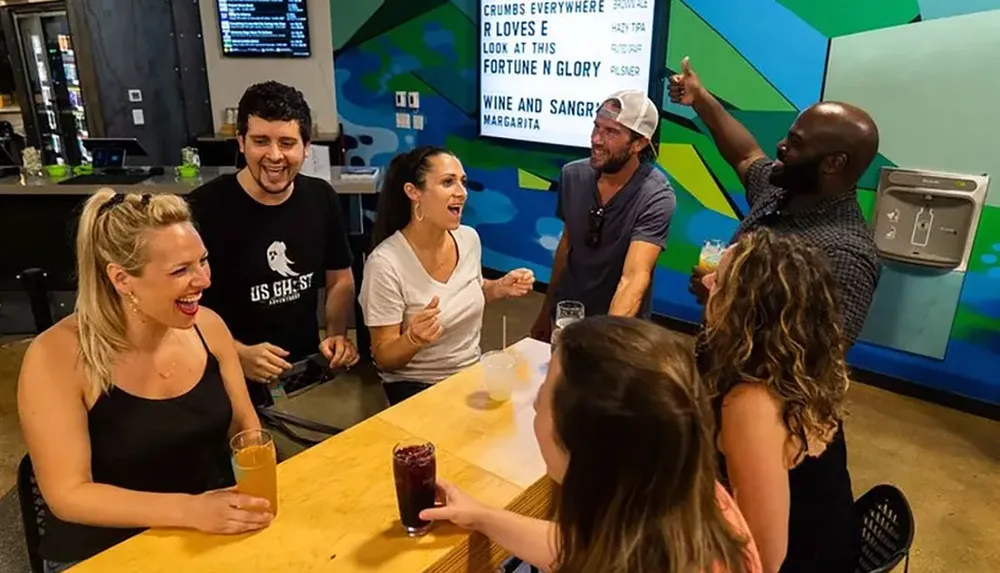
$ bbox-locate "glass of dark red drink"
[392,440,437,536]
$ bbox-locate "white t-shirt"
[359,226,486,384]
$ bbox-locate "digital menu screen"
[218,0,311,58]
[479,0,657,148]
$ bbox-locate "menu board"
[479,0,657,148]
[218,0,311,58]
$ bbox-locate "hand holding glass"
[699,240,725,271]
[393,440,437,536]
[230,429,278,515]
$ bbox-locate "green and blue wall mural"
[331,0,1000,405]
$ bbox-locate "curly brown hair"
[701,228,851,459]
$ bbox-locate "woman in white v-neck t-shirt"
[359,147,534,405]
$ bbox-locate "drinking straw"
[502,315,507,350]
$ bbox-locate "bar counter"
[67,338,555,573]
[0,165,380,346]
[0,166,379,196]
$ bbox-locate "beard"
[769,155,824,194]
[252,162,297,195]
[590,146,633,174]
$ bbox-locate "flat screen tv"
[218,0,311,58]
[478,0,660,148]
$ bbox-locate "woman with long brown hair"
[359,146,534,405]
[700,228,860,573]
[18,190,271,573]
[421,316,762,572]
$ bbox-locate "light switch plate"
[132,109,145,126]
[128,89,142,103]
[395,91,407,108]
[408,91,420,109]
[395,112,412,129]
[412,114,424,130]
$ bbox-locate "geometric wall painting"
[917,0,1000,20]
[682,0,828,110]
[666,0,796,112]
[778,0,919,38]
[825,10,1000,205]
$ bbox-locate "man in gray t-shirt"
[532,90,676,342]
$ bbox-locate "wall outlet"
[127,89,142,103]
[408,91,420,109]
[395,91,407,108]
[395,112,411,129]
[132,109,145,126]
[412,114,424,130]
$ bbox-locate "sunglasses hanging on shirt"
[586,206,605,248]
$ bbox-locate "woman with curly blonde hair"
[699,228,860,573]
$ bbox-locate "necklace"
[411,240,454,273]
[157,360,178,379]
[155,331,179,379]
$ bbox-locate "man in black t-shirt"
[188,81,357,405]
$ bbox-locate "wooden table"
[68,338,554,572]
[377,339,552,489]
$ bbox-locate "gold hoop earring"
[414,203,424,222]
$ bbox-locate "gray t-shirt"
[552,159,676,319]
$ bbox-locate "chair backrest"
[855,484,914,573]
[16,454,46,573]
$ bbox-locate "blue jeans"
[44,560,79,573]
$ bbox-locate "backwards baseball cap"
[598,90,658,140]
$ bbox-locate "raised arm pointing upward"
[670,57,881,347]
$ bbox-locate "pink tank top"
[714,481,764,573]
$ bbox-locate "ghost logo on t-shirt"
[266,241,299,277]
[250,241,315,306]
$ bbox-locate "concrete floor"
[0,293,997,572]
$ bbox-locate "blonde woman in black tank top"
[17,190,273,572]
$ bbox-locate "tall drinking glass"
[699,239,725,271]
[392,440,437,536]
[552,300,585,349]
[481,350,517,402]
[230,428,278,514]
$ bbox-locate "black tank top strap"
[193,324,210,352]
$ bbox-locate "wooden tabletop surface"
[377,339,552,489]
[68,338,553,572]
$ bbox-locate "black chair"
[855,484,914,573]
[17,455,46,573]
[502,558,539,572]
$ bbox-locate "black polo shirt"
[731,159,880,345]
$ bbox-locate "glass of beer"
[230,428,278,515]
[699,240,725,271]
[392,440,437,536]
[551,300,585,349]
